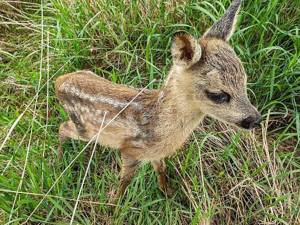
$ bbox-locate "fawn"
[55,0,261,199]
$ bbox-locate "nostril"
[240,116,254,129]
[240,116,262,129]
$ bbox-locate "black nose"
[240,116,262,129]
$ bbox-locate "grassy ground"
[0,0,299,224]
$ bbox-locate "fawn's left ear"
[203,0,242,41]
[171,32,202,68]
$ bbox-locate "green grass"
[0,0,299,224]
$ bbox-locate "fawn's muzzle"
[240,115,262,130]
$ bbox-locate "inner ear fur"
[171,32,202,67]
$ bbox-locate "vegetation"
[0,0,299,224]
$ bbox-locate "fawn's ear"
[171,32,202,68]
[203,0,241,41]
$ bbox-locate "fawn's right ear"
[171,32,202,68]
[203,0,241,41]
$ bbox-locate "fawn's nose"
[240,115,262,130]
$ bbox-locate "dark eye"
[205,90,231,104]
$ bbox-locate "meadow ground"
[0,0,299,224]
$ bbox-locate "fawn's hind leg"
[151,159,174,196]
[114,152,140,201]
[58,120,81,159]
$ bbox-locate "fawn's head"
[170,0,261,130]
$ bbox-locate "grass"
[0,0,299,224]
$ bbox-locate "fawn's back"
[55,71,159,150]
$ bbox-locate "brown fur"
[55,0,261,198]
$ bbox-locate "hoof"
[161,186,175,197]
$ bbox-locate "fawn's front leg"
[151,159,174,196]
[114,152,140,201]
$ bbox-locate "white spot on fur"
[95,109,109,117]
[157,91,164,103]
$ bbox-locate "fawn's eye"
[205,90,231,104]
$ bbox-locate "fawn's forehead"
[197,38,246,89]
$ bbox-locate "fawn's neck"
[154,67,204,139]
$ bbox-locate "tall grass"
[0,0,299,224]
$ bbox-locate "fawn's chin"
[234,122,260,131]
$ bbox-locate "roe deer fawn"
[55,0,261,199]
